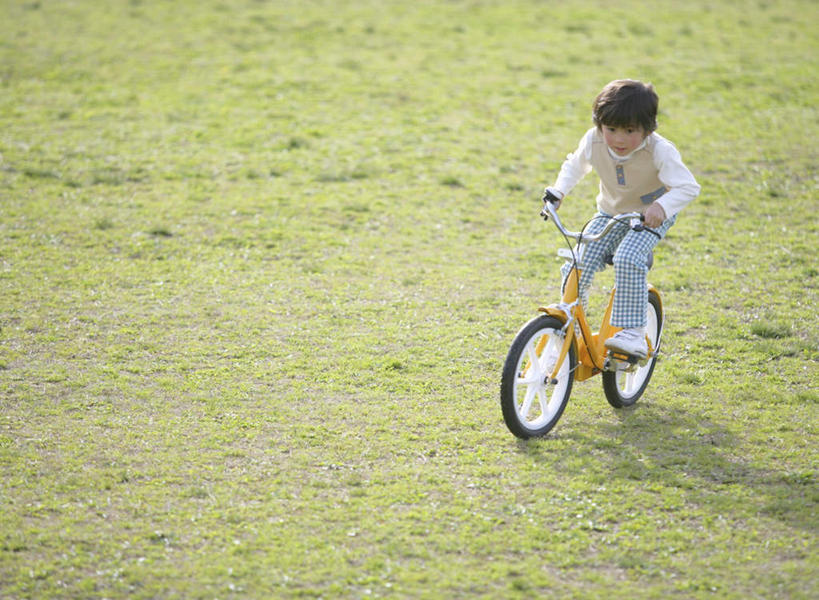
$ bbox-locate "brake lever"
[540,205,550,220]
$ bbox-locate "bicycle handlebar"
[540,200,644,242]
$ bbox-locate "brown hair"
[592,79,658,133]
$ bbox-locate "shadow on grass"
[519,403,815,533]
[616,407,815,531]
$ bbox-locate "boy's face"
[601,125,647,156]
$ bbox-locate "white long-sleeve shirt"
[552,128,700,218]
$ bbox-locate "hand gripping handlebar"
[540,200,646,242]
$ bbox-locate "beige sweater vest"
[590,130,668,215]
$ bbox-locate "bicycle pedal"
[608,350,640,364]
[605,351,644,372]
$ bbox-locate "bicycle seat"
[604,250,654,270]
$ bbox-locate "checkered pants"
[560,212,676,328]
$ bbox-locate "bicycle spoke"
[518,383,537,418]
[625,372,636,394]
[526,339,543,371]
[539,338,557,371]
[619,371,634,394]
[537,386,551,417]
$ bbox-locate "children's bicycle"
[500,199,663,439]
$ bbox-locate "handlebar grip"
[631,214,661,238]
[543,190,561,205]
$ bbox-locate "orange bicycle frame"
[539,265,660,382]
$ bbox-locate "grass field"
[1,0,817,598]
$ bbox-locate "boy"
[543,79,700,358]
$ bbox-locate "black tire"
[500,315,576,439]
[602,291,663,408]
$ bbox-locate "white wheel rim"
[513,328,570,428]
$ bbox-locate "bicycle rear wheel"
[602,291,662,408]
[500,315,575,438]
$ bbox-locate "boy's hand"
[644,203,666,228]
[542,188,562,209]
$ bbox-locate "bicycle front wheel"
[602,291,663,408]
[500,315,575,439]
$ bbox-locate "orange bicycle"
[500,199,663,439]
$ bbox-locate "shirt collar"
[607,137,648,162]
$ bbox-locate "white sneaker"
[605,328,648,359]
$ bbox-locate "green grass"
[1,0,817,598]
